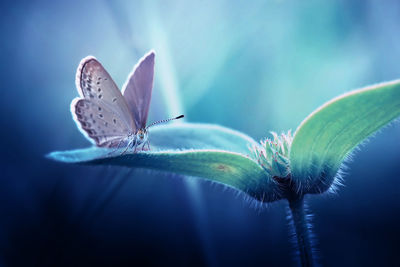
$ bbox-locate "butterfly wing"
[71,98,132,147]
[76,56,135,132]
[122,51,155,129]
[72,56,136,147]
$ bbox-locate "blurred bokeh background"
[1,0,400,266]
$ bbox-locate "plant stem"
[288,196,314,267]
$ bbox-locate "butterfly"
[71,51,184,153]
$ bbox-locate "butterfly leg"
[107,139,125,156]
[133,140,140,153]
[121,138,137,155]
[120,141,132,155]
[146,140,151,151]
[140,141,147,151]
[138,140,149,151]
[132,139,138,153]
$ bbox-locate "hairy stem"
[288,196,314,267]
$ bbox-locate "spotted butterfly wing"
[122,51,155,129]
[71,56,135,147]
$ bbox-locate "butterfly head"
[136,128,148,143]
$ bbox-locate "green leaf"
[48,123,281,202]
[289,80,400,193]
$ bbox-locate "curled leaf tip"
[290,79,400,194]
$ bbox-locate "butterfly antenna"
[146,115,184,129]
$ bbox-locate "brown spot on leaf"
[212,163,233,173]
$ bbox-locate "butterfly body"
[118,130,148,153]
[71,51,174,153]
[131,128,149,152]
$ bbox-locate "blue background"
[1,0,400,266]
